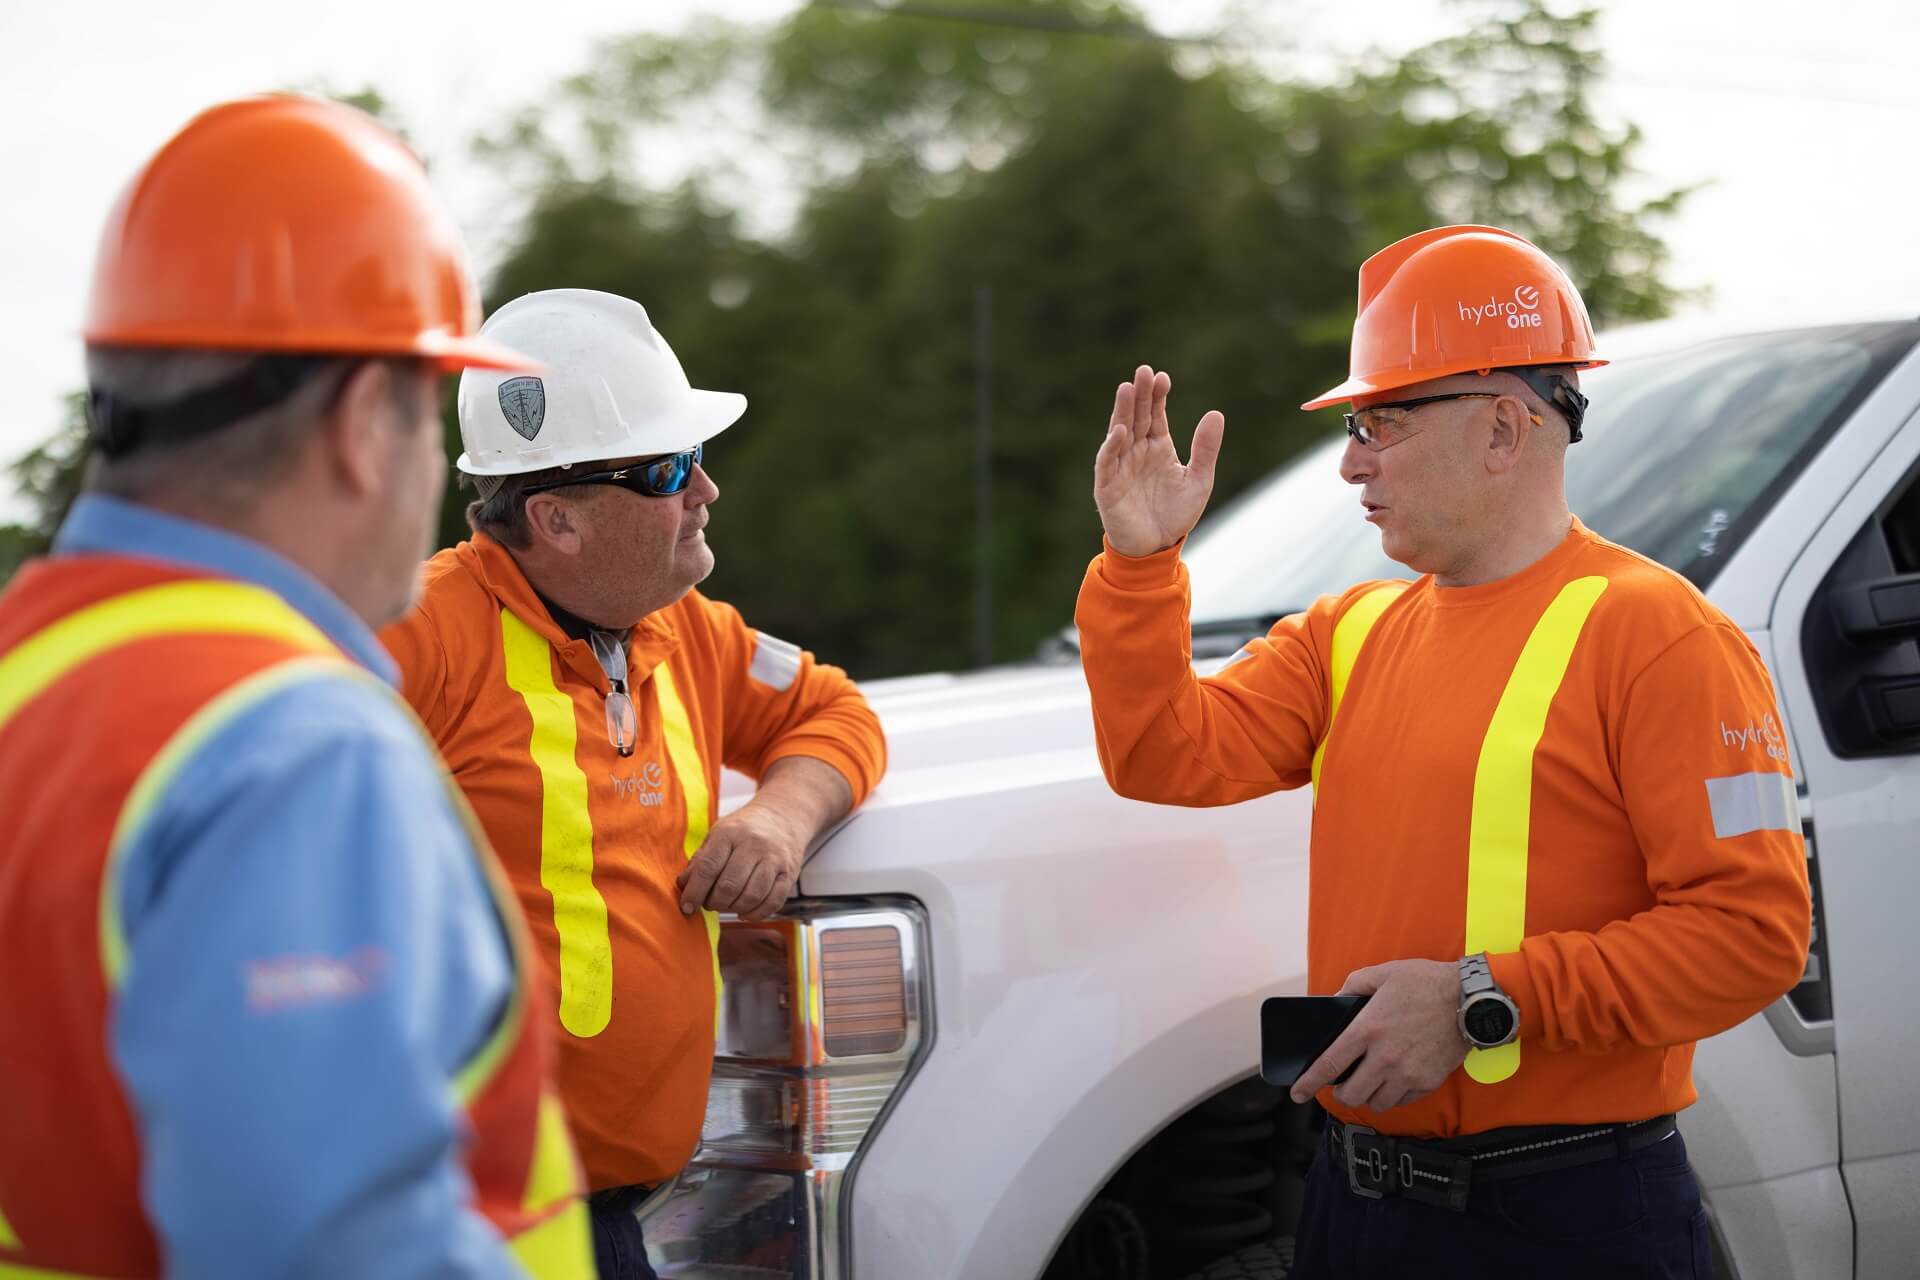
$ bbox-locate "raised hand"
[1093,365,1226,557]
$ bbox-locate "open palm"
[1093,365,1227,557]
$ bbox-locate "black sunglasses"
[522,443,704,501]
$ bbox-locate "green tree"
[0,396,87,582]
[473,0,1686,675]
[4,4,1689,680]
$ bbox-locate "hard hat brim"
[1299,357,1608,412]
[79,326,545,376]
[422,331,545,374]
[1300,373,1399,412]
[454,386,748,477]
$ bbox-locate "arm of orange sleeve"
[705,598,886,807]
[1489,623,1812,1052]
[1074,537,1333,807]
[377,603,451,736]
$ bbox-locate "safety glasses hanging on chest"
[589,630,639,758]
[521,443,704,500]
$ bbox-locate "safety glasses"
[1343,393,1542,452]
[523,443,704,501]
[588,630,638,758]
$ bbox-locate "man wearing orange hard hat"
[0,96,593,1276]
[1074,226,1810,1275]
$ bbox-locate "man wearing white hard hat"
[380,288,887,1279]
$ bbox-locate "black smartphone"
[1260,994,1370,1089]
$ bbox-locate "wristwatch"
[1458,952,1520,1049]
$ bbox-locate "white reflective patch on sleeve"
[1704,771,1799,839]
[749,632,803,691]
[1219,647,1254,671]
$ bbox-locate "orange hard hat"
[84,94,533,373]
[1301,225,1604,411]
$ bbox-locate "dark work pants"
[1290,1126,1714,1279]
[589,1185,659,1280]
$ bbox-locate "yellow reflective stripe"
[500,610,611,1040]
[1310,583,1409,796]
[0,581,331,735]
[521,1092,578,1213]
[1463,575,1609,1085]
[653,662,723,1024]
[0,1259,103,1280]
[507,1196,595,1279]
[100,655,364,987]
[5,620,326,1280]
[0,582,336,989]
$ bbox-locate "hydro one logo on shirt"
[1459,284,1544,329]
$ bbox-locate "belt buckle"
[1343,1124,1394,1200]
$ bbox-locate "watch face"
[1464,997,1515,1046]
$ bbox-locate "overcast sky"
[3,0,1916,512]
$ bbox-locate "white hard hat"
[455,288,746,481]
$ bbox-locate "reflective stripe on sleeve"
[1705,771,1799,839]
[748,632,802,692]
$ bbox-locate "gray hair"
[83,347,424,510]
[464,464,589,550]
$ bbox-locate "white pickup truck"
[639,313,1920,1280]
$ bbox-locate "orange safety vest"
[0,557,592,1278]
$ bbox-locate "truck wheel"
[1176,1237,1294,1280]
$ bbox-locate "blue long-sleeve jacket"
[54,496,531,1278]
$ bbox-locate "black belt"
[587,1183,656,1214]
[1325,1113,1678,1213]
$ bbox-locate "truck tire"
[1176,1237,1294,1280]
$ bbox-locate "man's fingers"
[1336,1065,1393,1113]
[1095,420,1128,482]
[764,871,795,916]
[705,851,761,913]
[740,871,794,922]
[1111,380,1132,431]
[726,861,776,918]
[679,839,733,915]
[1130,365,1155,442]
[1336,964,1386,997]
[1187,410,1226,486]
[1289,1021,1369,1105]
[1147,370,1172,440]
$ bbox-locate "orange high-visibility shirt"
[1075,519,1811,1138]
[383,535,886,1189]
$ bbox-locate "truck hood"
[853,662,1097,773]
[778,657,1297,901]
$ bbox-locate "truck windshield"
[1185,321,1920,625]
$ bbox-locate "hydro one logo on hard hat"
[1458,284,1544,330]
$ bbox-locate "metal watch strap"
[1458,952,1519,1049]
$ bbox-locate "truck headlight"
[640,898,931,1278]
